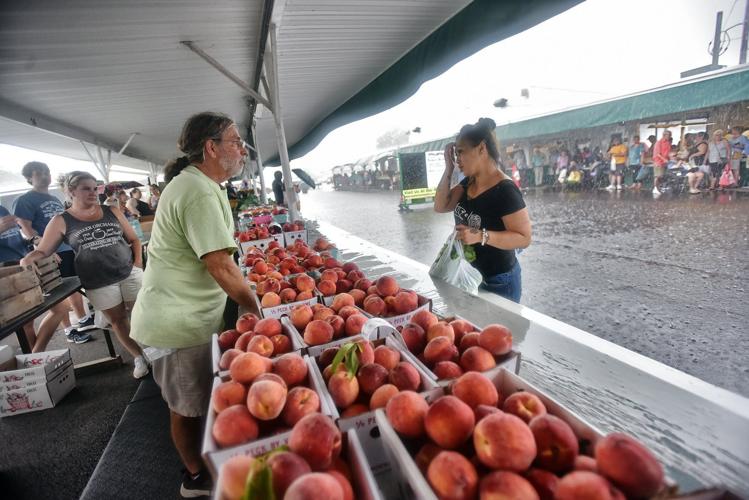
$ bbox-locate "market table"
[0,276,121,373]
[313,220,749,496]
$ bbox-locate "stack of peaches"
[316,339,428,417]
[398,309,513,380]
[384,370,664,500]
[217,315,294,371]
[217,413,355,500]
[288,293,369,346]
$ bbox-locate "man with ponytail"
[434,118,532,303]
[129,112,257,497]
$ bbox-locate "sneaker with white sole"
[133,356,149,379]
[616,185,622,190]
[74,315,97,332]
[180,469,212,498]
[605,184,615,190]
[66,329,92,344]
[652,187,661,194]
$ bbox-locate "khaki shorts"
[152,342,212,417]
[86,266,143,311]
[653,166,666,178]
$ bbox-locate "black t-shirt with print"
[453,178,526,277]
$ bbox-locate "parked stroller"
[659,163,689,194]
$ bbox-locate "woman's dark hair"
[21,161,50,184]
[163,112,234,183]
[457,118,500,164]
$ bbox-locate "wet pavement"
[300,187,749,397]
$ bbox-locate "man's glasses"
[212,137,249,150]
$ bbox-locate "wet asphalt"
[299,186,749,397]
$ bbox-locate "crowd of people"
[513,125,749,195]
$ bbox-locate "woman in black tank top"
[21,171,147,375]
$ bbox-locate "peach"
[282,386,320,426]
[295,274,315,292]
[318,347,339,367]
[335,279,353,293]
[218,455,255,500]
[574,455,598,472]
[235,331,254,351]
[313,306,335,321]
[393,290,418,314]
[529,414,579,473]
[595,433,664,499]
[258,278,281,296]
[400,322,426,353]
[433,361,463,380]
[388,361,420,391]
[337,305,360,320]
[555,471,617,500]
[357,363,389,395]
[475,404,501,421]
[474,413,537,471]
[423,336,459,365]
[272,353,308,386]
[479,324,513,356]
[340,403,369,418]
[373,345,400,370]
[288,414,342,470]
[355,340,375,364]
[328,370,359,408]
[427,451,478,500]
[317,279,337,297]
[342,262,359,274]
[296,290,314,301]
[235,313,260,333]
[326,314,345,338]
[415,442,445,474]
[261,292,282,307]
[211,380,247,413]
[503,392,547,423]
[324,257,342,269]
[480,471,540,500]
[411,309,438,332]
[460,346,496,372]
[284,473,343,500]
[426,322,455,343]
[246,379,287,420]
[385,390,428,438]
[290,304,314,330]
[279,287,298,304]
[459,331,480,352]
[247,335,274,357]
[304,319,334,345]
[449,319,475,343]
[270,334,292,354]
[452,372,499,409]
[425,395,475,449]
[525,468,560,500]
[353,278,372,291]
[363,295,387,316]
[369,383,399,410]
[255,372,287,388]
[348,288,366,306]
[375,275,399,296]
[344,314,367,336]
[255,317,282,337]
[320,269,338,283]
[346,269,364,282]
[218,329,241,351]
[219,348,243,370]
[229,351,270,384]
[253,260,269,275]
[212,404,259,448]
[330,293,354,312]
[369,285,381,297]
[327,470,354,500]
[267,451,312,498]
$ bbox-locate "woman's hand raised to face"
[444,142,457,173]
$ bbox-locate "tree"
[376,128,410,149]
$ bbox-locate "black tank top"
[61,206,133,289]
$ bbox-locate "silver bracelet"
[481,228,488,246]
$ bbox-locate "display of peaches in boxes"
[217,315,293,369]
[211,352,322,451]
[313,237,337,252]
[398,310,512,380]
[236,225,270,242]
[317,340,427,417]
[217,414,351,500]
[384,371,665,500]
[282,220,305,232]
[313,261,369,297]
[289,296,369,346]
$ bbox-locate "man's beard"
[220,156,244,178]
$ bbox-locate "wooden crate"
[0,286,44,326]
[36,256,62,294]
[0,265,40,302]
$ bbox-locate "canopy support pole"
[118,132,138,155]
[80,141,109,182]
[252,122,268,204]
[266,23,298,221]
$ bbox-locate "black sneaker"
[74,315,97,332]
[180,469,212,498]
[66,329,92,344]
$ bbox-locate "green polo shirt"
[130,166,236,348]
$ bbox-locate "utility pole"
[681,11,726,78]
[740,0,749,64]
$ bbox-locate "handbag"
[719,165,736,188]
[429,231,483,295]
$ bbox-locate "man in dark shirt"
[272,170,285,206]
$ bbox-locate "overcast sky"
[0,0,746,191]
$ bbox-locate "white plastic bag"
[429,231,483,296]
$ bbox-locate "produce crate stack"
[0,264,43,327]
[35,255,63,294]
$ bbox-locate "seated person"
[556,167,568,186]
[565,163,582,185]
